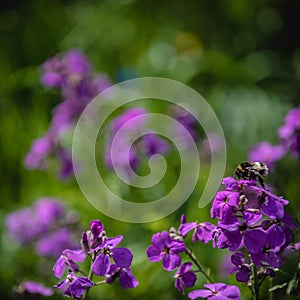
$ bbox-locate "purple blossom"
[229,252,251,282]
[26,49,112,179]
[248,142,286,169]
[192,222,216,244]
[105,108,169,176]
[278,105,300,157]
[53,249,86,278]
[35,228,78,258]
[105,264,139,289]
[15,281,53,296]
[222,177,239,191]
[178,214,198,238]
[55,272,93,299]
[210,191,240,220]
[5,198,79,258]
[188,283,240,300]
[92,235,133,276]
[146,231,185,271]
[174,262,197,294]
[81,220,106,253]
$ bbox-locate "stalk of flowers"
[53,220,138,299]
[105,107,169,178]
[211,176,298,298]
[146,167,298,299]
[25,49,111,180]
[5,198,80,258]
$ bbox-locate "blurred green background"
[1,0,300,299]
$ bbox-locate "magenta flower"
[278,105,300,157]
[146,231,185,271]
[53,249,86,278]
[210,191,240,220]
[188,283,240,300]
[14,281,53,297]
[174,262,197,294]
[229,252,251,282]
[248,142,286,169]
[192,222,216,244]
[92,235,133,276]
[55,272,93,299]
[105,264,139,289]
[222,177,239,191]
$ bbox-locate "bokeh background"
[1,0,300,299]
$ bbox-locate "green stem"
[185,247,214,283]
[252,264,260,300]
[268,277,273,300]
[83,253,95,300]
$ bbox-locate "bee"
[235,162,269,188]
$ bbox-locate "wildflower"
[248,142,286,169]
[105,264,139,289]
[146,231,185,271]
[174,262,197,294]
[53,249,86,278]
[55,272,93,299]
[188,283,240,300]
[92,235,133,276]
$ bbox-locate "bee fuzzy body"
[235,162,269,188]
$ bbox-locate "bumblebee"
[235,162,269,188]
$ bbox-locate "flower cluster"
[249,104,300,168]
[5,198,79,258]
[25,49,111,179]
[146,216,240,297]
[105,107,169,177]
[146,167,298,299]
[53,220,138,299]
[211,176,297,284]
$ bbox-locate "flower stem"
[185,247,214,283]
[83,253,95,300]
[252,264,260,300]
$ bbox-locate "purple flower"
[105,264,139,289]
[222,177,239,191]
[192,222,216,244]
[141,133,169,156]
[248,142,286,169]
[5,198,67,245]
[16,281,53,296]
[210,191,240,220]
[81,220,106,253]
[53,249,86,278]
[92,235,133,276]
[26,49,112,179]
[229,252,251,282]
[146,231,185,271]
[188,283,240,300]
[24,135,53,170]
[278,105,300,157]
[35,228,78,258]
[178,215,198,238]
[174,262,197,294]
[55,272,93,299]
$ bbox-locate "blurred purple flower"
[105,108,169,176]
[105,264,139,289]
[278,105,300,157]
[248,142,286,169]
[35,228,78,258]
[174,262,197,294]
[146,231,185,271]
[5,198,79,258]
[26,49,112,180]
[14,281,53,297]
[55,272,93,299]
[188,283,240,300]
